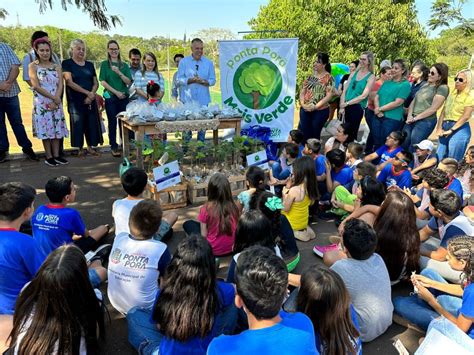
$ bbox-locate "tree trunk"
[252,91,260,109]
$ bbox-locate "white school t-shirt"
[107,232,171,315]
[112,198,143,236]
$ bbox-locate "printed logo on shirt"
[110,248,122,264]
[37,213,59,225]
[35,212,44,222]
[111,248,150,269]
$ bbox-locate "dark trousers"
[372,116,403,151]
[69,101,104,149]
[0,96,32,152]
[183,220,201,236]
[344,103,364,143]
[105,95,129,150]
[298,107,330,142]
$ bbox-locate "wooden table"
[119,117,242,168]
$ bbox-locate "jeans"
[437,121,471,162]
[393,268,463,330]
[105,95,129,150]
[127,303,238,354]
[371,115,403,150]
[271,161,291,180]
[344,103,364,143]
[0,96,32,152]
[185,130,206,143]
[402,118,437,152]
[364,108,375,154]
[69,101,103,149]
[298,107,330,141]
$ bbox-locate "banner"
[219,39,298,142]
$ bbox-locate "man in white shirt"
[177,38,216,141]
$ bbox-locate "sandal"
[87,148,100,156]
[77,149,86,158]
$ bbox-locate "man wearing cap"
[410,139,437,181]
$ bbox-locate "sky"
[1,0,473,39]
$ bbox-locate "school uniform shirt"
[331,164,354,190]
[375,145,402,165]
[32,204,86,256]
[314,155,326,177]
[107,232,171,315]
[460,283,474,339]
[427,213,474,249]
[0,229,45,314]
[445,177,464,202]
[207,311,318,355]
[112,198,142,236]
[377,163,412,189]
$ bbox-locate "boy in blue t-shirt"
[439,158,464,202]
[0,182,45,314]
[32,176,110,256]
[304,138,327,195]
[288,129,305,157]
[324,149,354,201]
[377,150,413,189]
[208,246,318,355]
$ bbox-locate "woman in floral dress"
[298,52,335,141]
[28,37,69,167]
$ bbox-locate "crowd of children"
[1,118,474,354]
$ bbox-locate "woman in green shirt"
[373,59,411,150]
[99,39,132,157]
[340,51,375,143]
[403,63,449,150]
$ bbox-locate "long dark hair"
[457,145,474,177]
[317,52,331,73]
[245,165,265,190]
[152,236,218,341]
[292,156,319,203]
[360,176,386,206]
[206,173,239,235]
[297,266,360,355]
[233,210,275,254]
[9,245,104,355]
[431,62,449,88]
[250,190,281,240]
[374,191,420,281]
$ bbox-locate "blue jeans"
[344,103,364,143]
[393,268,463,330]
[105,95,129,150]
[364,108,375,154]
[0,96,32,152]
[437,121,471,162]
[402,118,437,152]
[371,115,403,150]
[272,161,291,180]
[184,130,206,143]
[298,107,330,141]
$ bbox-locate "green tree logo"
[233,58,282,110]
[164,167,170,175]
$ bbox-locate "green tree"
[248,0,435,86]
[431,26,474,72]
[239,62,276,109]
[429,0,474,36]
[192,28,236,66]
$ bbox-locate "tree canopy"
[248,0,436,84]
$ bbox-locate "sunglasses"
[454,77,464,83]
[429,71,437,76]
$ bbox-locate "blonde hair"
[68,39,85,58]
[361,51,374,73]
[456,69,473,94]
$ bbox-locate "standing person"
[28,38,69,167]
[22,30,61,87]
[133,52,165,103]
[171,53,184,101]
[340,51,375,143]
[99,39,132,157]
[403,63,449,150]
[62,39,103,157]
[404,63,429,112]
[436,69,474,162]
[337,60,359,95]
[373,59,411,150]
[177,38,216,142]
[298,52,334,141]
[128,48,141,78]
[365,66,392,154]
[0,42,38,163]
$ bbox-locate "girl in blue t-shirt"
[296,265,362,354]
[126,236,236,355]
[236,166,266,212]
[364,130,407,170]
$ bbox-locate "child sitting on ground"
[183,173,240,256]
[0,183,45,315]
[288,129,305,157]
[324,219,393,342]
[410,139,437,183]
[324,149,354,198]
[346,142,364,170]
[236,166,265,212]
[108,199,171,315]
[304,138,327,195]
[32,176,109,256]
[376,150,413,189]
[419,189,474,283]
[208,246,317,355]
[270,143,299,187]
[439,158,464,201]
[364,130,406,171]
[282,156,319,242]
[112,167,177,240]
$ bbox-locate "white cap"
[414,140,434,151]
[380,59,391,69]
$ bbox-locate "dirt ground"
[0,152,427,354]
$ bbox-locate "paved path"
[0,154,423,354]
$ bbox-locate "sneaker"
[44,158,59,167]
[54,157,69,165]
[0,151,7,163]
[313,243,339,257]
[111,149,122,157]
[22,147,39,161]
[88,244,112,265]
[294,227,316,242]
